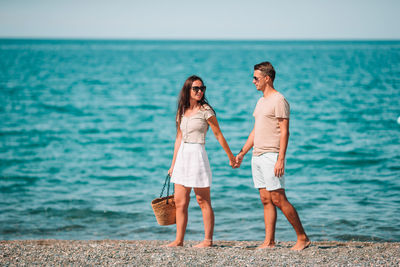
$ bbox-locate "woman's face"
[190,80,205,102]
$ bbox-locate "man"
[236,61,310,250]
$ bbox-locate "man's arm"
[275,118,289,177]
[235,127,255,167]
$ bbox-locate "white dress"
[171,106,215,188]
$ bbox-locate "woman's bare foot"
[193,239,213,248]
[256,241,276,249]
[291,239,311,251]
[164,240,183,247]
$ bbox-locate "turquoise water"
[1,39,400,241]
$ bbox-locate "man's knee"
[271,190,286,208]
[259,188,273,206]
[260,195,273,206]
[271,197,282,208]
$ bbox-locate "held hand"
[235,153,244,168]
[229,155,237,168]
[274,159,285,177]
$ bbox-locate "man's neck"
[262,84,277,98]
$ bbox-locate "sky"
[0,0,399,40]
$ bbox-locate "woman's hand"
[168,167,173,176]
[229,155,237,168]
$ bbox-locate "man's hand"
[274,158,285,177]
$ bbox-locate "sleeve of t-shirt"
[275,97,290,118]
[204,106,215,120]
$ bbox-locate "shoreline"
[1,240,399,266]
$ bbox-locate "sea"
[1,39,399,242]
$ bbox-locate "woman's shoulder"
[200,104,212,111]
[199,104,215,119]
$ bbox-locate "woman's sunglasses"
[192,86,206,93]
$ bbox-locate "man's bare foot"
[291,239,311,251]
[256,241,276,249]
[164,240,183,247]
[193,240,213,248]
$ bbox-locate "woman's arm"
[168,128,183,176]
[207,116,236,167]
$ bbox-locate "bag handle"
[160,174,174,203]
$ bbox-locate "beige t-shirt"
[180,105,215,144]
[253,93,290,156]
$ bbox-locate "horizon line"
[1,37,400,42]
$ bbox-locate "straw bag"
[151,174,176,225]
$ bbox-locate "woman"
[167,75,236,248]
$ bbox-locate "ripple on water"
[1,40,400,241]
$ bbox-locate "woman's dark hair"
[176,75,215,129]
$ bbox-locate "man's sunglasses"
[192,86,206,93]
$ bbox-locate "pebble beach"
[1,240,399,266]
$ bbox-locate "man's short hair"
[254,61,275,82]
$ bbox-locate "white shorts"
[171,142,212,188]
[251,153,285,190]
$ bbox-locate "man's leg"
[270,189,310,250]
[258,188,277,248]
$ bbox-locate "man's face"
[252,70,268,91]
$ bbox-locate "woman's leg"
[166,184,191,247]
[193,187,214,247]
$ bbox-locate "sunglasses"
[192,86,206,93]
[253,75,268,81]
